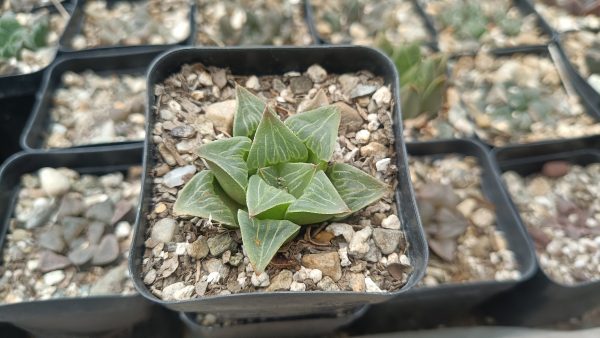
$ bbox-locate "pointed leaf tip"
[246,108,308,170]
[285,171,350,225]
[284,105,341,163]
[173,171,239,228]
[247,175,295,219]
[198,136,251,205]
[327,163,387,214]
[233,85,266,138]
[238,210,300,273]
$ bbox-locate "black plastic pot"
[130,45,428,318]
[193,0,316,46]
[0,144,153,336]
[0,95,35,166]
[0,3,74,98]
[21,47,166,151]
[181,305,368,338]
[453,45,600,147]
[348,138,537,334]
[58,0,195,53]
[483,143,600,326]
[414,0,554,57]
[554,36,600,121]
[305,0,438,50]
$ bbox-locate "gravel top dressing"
[143,63,412,301]
[311,0,431,46]
[452,52,600,145]
[503,161,600,285]
[0,8,67,76]
[422,0,548,54]
[410,155,520,286]
[0,166,142,303]
[44,70,146,148]
[69,0,190,50]
[194,0,312,46]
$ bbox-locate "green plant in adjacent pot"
[173,86,388,273]
[378,39,447,121]
[0,11,49,59]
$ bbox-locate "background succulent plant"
[378,40,447,120]
[0,11,49,59]
[174,86,388,273]
[438,0,523,40]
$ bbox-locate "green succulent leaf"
[258,163,317,198]
[400,85,422,120]
[420,76,446,117]
[247,175,296,219]
[393,43,421,74]
[198,136,252,205]
[238,210,300,273]
[233,85,267,137]
[246,108,308,171]
[327,163,388,214]
[0,12,49,59]
[284,105,341,163]
[285,171,350,225]
[173,171,239,228]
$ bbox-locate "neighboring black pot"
[348,138,537,334]
[59,0,195,53]
[305,0,438,49]
[0,144,153,336]
[181,305,368,338]
[554,36,600,121]
[0,95,35,166]
[0,3,74,98]
[193,0,316,46]
[483,143,600,326]
[21,47,167,151]
[130,45,428,318]
[413,0,554,57]
[454,45,600,148]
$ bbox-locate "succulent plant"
[174,86,388,273]
[486,81,553,133]
[0,11,49,59]
[438,0,521,40]
[378,39,447,120]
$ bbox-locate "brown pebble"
[542,161,570,178]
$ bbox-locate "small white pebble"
[355,129,370,144]
[375,158,391,172]
[43,271,65,286]
[115,221,132,239]
[206,272,220,284]
[308,269,323,283]
[365,277,382,292]
[251,272,270,287]
[381,215,401,230]
[290,281,306,291]
[175,242,187,255]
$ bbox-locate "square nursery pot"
[415,0,553,56]
[193,0,316,46]
[180,305,368,338]
[0,144,153,336]
[457,45,600,147]
[130,45,428,318]
[58,0,195,53]
[305,0,438,49]
[21,47,168,151]
[482,142,600,327]
[0,95,35,166]
[0,3,74,98]
[554,39,600,121]
[347,139,537,334]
